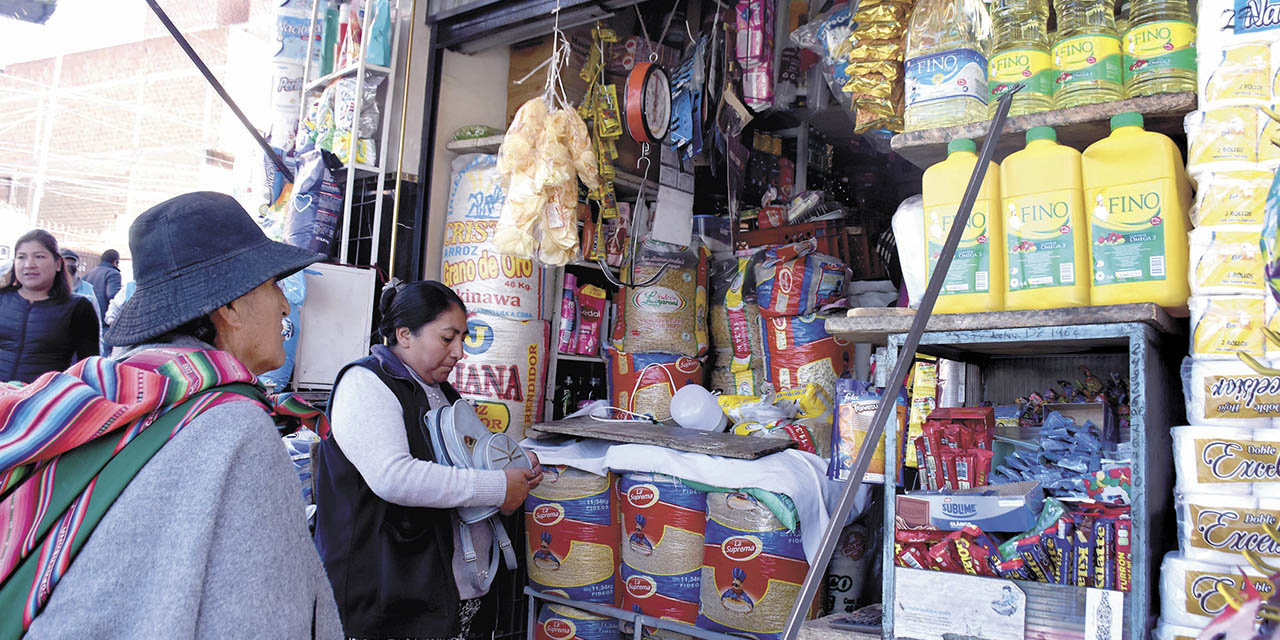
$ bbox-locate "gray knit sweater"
[25,337,342,639]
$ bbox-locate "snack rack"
[297,0,406,266]
[828,305,1180,640]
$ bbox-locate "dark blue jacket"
[0,289,99,383]
[84,263,120,324]
[314,345,501,639]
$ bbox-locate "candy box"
[896,481,1044,532]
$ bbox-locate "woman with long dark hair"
[314,280,543,640]
[0,229,99,382]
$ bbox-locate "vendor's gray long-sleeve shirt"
[26,339,342,638]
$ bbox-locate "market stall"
[413,0,1280,639]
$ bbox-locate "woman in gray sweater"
[20,192,342,638]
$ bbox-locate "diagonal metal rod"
[780,85,1023,640]
[144,0,294,183]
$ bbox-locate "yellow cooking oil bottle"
[922,138,1004,313]
[1082,112,1192,308]
[1001,126,1090,309]
[988,0,1054,117]
[1122,0,1196,97]
[1052,0,1124,108]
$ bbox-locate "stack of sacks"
[525,466,620,605]
[618,473,707,633]
[709,256,766,396]
[443,154,548,440]
[754,240,853,402]
[1171,13,1280,621]
[608,247,709,421]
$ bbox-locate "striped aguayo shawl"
[0,347,329,638]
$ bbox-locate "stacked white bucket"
[1168,8,1280,636]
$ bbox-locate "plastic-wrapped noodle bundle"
[525,466,619,603]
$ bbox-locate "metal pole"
[779,86,1023,640]
[389,0,418,282]
[143,0,294,183]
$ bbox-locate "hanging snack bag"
[759,313,855,399]
[613,248,710,358]
[830,377,890,484]
[575,284,609,356]
[754,239,850,317]
[605,349,705,422]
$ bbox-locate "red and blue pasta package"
[753,239,849,318]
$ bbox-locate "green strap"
[0,383,264,639]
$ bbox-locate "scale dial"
[625,62,672,144]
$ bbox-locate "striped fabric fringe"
[0,348,328,636]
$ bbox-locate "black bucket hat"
[104,191,323,347]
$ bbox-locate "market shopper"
[315,280,543,640]
[0,230,99,383]
[10,192,342,637]
[60,248,102,318]
[83,247,121,325]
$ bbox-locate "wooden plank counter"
[825,303,1179,347]
[526,415,794,460]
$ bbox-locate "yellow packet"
[1201,40,1270,106]
[1186,107,1258,170]
[597,85,624,138]
[1191,169,1271,226]
[855,21,907,41]
[849,41,904,62]
[843,74,895,97]
[855,3,910,22]
[774,384,833,421]
[1189,227,1267,295]
[1190,296,1268,359]
[845,60,901,79]
[1257,106,1280,164]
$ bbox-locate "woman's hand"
[501,467,540,515]
[527,451,543,490]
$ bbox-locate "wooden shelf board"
[826,303,1179,346]
[526,415,793,459]
[555,352,605,364]
[890,92,1196,168]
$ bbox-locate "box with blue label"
[896,481,1043,532]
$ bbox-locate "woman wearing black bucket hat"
[19,192,342,637]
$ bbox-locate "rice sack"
[535,604,618,640]
[619,473,708,626]
[525,466,619,604]
[754,240,849,318]
[760,313,855,399]
[442,153,544,320]
[448,315,547,440]
[710,367,767,396]
[710,302,764,371]
[698,492,809,640]
[613,249,710,357]
[606,349,705,421]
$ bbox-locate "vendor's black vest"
[313,345,500,639]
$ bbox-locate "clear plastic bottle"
[1052,0,1124,108]
[904,0,994,130]
[1122,0,1196,97]
[988,0,1054,117]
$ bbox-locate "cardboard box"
[506,30,593,127]
[896,481,1043,532]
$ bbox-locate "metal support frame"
[779,87,1021,640]
[525,588,746,640]
[412,20,443,281]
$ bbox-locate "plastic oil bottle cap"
[1026,126,1056,143]
[1110,112,1144,131]
[947,138,977,155]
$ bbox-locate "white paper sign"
[651,184,694,246]
[1085,589,1124,640]
[894,569,1026,640]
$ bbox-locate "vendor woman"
[314,280,543,640]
